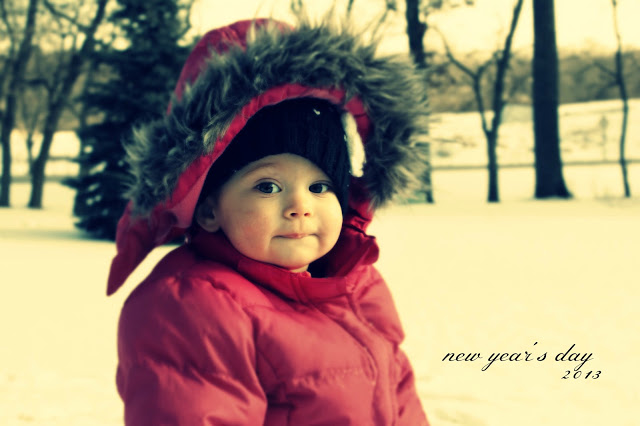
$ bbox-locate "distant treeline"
[7,46,640,132]
[427,48,640,112]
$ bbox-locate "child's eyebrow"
[238,162,277,178]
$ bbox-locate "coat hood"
[107,17,429,295]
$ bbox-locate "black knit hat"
[200,98,351,212]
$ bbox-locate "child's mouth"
[279,233,309,239]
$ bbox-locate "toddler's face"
[197,153,343,272]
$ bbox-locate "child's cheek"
[239,211,273,238]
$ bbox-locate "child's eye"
[255,182,282,194]
[309,182,333,194]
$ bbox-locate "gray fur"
[125,17,430,216]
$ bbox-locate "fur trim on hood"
[125,16,429,216]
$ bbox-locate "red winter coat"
[117,226,427,425]
[108,18,430,426]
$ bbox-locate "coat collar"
[188,225,379,303]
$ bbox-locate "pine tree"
[65,0,192,239]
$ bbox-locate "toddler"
[108,17,430,425]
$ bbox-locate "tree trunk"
[405,0,433,203]
[0,0,39,207]
[532,0,570,198]
[619,99,630,197]
[28,0,108,208]
[611,0,630,197]
[423,143,434,203]
[405,0,427,69]
[28,101,62,207]
[0,122,12,206]
[487,0,524,203]
[487,130,499,202]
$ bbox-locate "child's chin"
[282,263,309,273]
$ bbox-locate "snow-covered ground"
[2,99,639,425]
[371,195,640,426]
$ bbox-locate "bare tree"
[291,0,396,30]
[404,0,474,203]
[347,0,355,15]
[19,74,47,172]
[290,0,303,14]
[0,0,16,102]
[439,0,525,202]
[406,0,473,69]
[0,0,39,207]
[404,0,433,203]
[532,0,570,198]
[27,0,108,208]
[611,0,630,197]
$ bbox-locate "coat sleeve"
[115,275,267,425]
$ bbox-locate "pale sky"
[190,0,640,55]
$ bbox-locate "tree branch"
[177,0,195,39]
[0,0,16,46]
[437,28,474,78]
[0,0,16,102]
[41,0,89,32]
[24,77,51,89]
[592,60,616,79]
[437,27,493,135]
[489,0,524,131]
[347,0,355,15]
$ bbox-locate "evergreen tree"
[65,0,192,239]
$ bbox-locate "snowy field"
[2,99,640,425]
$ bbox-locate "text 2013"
[562,370,601,379]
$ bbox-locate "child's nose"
[284,190,312,218]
